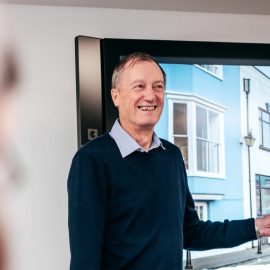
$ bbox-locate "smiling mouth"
[138,106,157,111]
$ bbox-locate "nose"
[144,86,155,101]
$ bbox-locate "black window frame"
[75,36,270,147]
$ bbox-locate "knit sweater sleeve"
[68,149,108,270]
[182,162,257,250]
[183,186,257,250]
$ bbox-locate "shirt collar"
[109,119,165,158]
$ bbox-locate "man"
[68,52,270,270]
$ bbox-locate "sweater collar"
[109,119,165,158]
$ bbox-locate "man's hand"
[255,215,270,237]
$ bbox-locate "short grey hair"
[111,52,166,89]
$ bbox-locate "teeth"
[138,106,156,111]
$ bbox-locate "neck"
[132,130,153,151]
[119,120,154,151]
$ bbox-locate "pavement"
[183,243,270,269]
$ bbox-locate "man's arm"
[183,185,257,250]
[68,151,108,270]
[183,187,257,250]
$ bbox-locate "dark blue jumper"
[68,133,256,270]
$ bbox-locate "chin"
[138,119,158,129]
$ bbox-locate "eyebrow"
[130,80,164,85]
[129,80,145,88]
[131,80,145,85]
[153,80,165,85]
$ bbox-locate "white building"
[240,66,270,241]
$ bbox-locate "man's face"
[111,60,165,135]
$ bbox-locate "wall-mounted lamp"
[244,131,256,147]
[243,78,250,95]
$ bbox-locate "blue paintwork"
[156,63,244,221]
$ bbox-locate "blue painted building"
[155,63,244,222]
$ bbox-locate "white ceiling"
[6,0,270,15]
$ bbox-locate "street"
[218,255,270,269]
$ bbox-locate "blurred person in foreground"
[68,52,270,270]
[0,5,20,270]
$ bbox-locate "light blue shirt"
[109,119,165,158]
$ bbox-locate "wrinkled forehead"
[124,58,158,71]
[122,59,164,82]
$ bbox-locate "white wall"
[240,66,270,220]
[3,4,270,270]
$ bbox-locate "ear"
[111,88,119,107]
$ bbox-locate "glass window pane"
[260,176,270,188]
[196,107,220,173]
[261,188,270,215]
[198,64,223,77]
[259,118,263,146]
[256,175,261,187]
[195,202,208,221]
[196,106,207,139]
[208,142,219,173]
[256,175,270,216]
[173,103,187,135]
[262,111,270,122]
[262,122,270,148]
[174,137,188,169]
[208,111,219,142]
[197,138,207,171]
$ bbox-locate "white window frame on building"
[167,92,226,179]
[194,202,208,221]
[195,64,224,80]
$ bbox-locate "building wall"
[240,66,270,220]
[157,64,244,221]
[3,3,270,269]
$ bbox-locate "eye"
[133,84,144,90]
[154,84,164,92]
